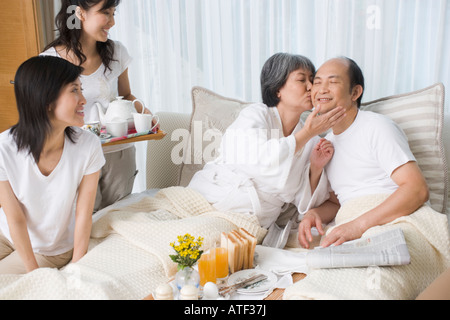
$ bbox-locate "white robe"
[189,104,330,246]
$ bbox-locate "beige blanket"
[283,194,450,300]
[0,187,266,299]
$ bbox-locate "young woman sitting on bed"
[0,56,105,274]
[188,53,346,246]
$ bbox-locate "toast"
[238,228,257,269]
[220,228,257,273]
[221,232,238,274]
[231,230,248,270]
[228,232,243,272]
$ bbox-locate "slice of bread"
[238,228,257,269]
[220,228,257,273]
[228,231,243,272]
[223,232,239,274]
[220,232,228,248]
[231,230,248,270]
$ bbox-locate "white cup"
[106,120,128,137]
[133,113,160,133]
[82,121,101,136]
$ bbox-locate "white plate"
[227,269,277,295]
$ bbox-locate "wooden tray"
[143,273,306,300]
[102,130,166,147]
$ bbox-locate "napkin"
[255,245,309,276]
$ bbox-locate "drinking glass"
[198,250,216,286]
[215,247,229,281]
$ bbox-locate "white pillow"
[178,87,252,187]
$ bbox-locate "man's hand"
[319,219,365,248]
[298,194,341,249]
[298,211,325,249]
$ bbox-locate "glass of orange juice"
[198,251,216,286]
[215,247,228,281]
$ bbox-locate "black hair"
[340,57,365,108]
[10,56,83,163]
[261,53,315,107]
[45,0,121,72]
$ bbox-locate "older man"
[298,57,430,248]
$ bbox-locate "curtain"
[39,0,56,47]
[109,0,450,194]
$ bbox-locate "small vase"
[175,266,200,290]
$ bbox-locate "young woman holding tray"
[42,0,159,211]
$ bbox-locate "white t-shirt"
[325,110,416,205]
[41,40,133,153]
[0,128,105,256]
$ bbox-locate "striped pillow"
[361,83,448,214]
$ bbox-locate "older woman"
[188,53,346,247]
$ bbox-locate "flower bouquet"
[170,234,204,289]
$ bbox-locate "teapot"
[96,97,144,129]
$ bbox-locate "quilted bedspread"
[0,187,266,299]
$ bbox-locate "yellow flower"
[169,233,204,269]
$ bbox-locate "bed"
[0,84,448,300]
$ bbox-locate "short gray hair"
[261,53,315,107]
